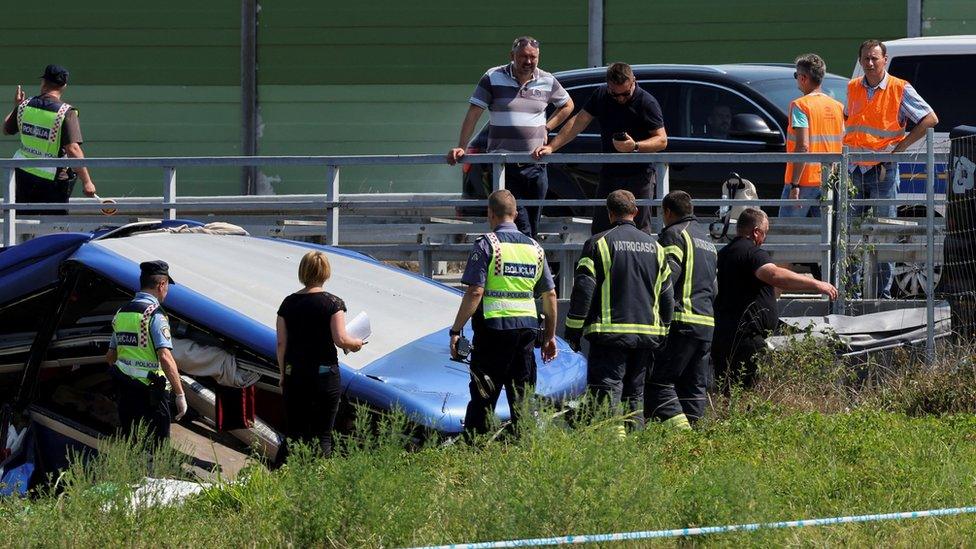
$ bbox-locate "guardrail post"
[559,249,574,297]
[325,165,340,246]
[925,127,936,364]
[833,146,849,315]
[419,243,434,279]
[163,167,177,221]
[820,164,832,282]
[492,162,506,192]
[3,168,15,247]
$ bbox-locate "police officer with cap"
[3,64,97,213]
[564,190,673,426]
[106,260,187,443]
[449,189,559,437]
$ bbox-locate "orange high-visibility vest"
[785,93,845,186]
[843,74,908,167]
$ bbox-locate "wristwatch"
[449,328,462,337]
[632,142,640,152]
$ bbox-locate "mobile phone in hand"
[612,132,628,141]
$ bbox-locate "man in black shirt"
[533,62,667,234]
[712,208,837,390]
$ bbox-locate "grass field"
[2,340,976,547]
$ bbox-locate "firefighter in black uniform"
[646,191,717,429]
[564,190,673,426]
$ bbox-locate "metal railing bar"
[0,151,933,169]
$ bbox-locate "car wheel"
[891,206,942,298]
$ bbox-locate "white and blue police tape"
[408,505,976,548]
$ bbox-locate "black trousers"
[592,169,656,235]
[646,332,710,424]
[14,168,74,215]
[113,368,171,444]
[495,163,548,238]
[587,343,649,426]
[711,331,766,391]
[283,364,342,457]
[463,327,538,436]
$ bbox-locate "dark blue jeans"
[850,163,898,298]
[496,163,548,238]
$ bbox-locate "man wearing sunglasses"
[447,36,574,237]
[711,208,837,391]
[533,62,667,234]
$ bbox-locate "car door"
[666,82,786,202]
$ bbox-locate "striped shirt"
[469,63,570,153]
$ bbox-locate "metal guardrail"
[1,130,946,359]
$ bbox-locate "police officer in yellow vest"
[450,189,559,437]
[564,190,673,426]
[106,261,187,443]
[2,64,96,214]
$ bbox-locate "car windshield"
[750,76,848,115]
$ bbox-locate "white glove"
[174,393,188,421]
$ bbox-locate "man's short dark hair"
[858,39,886,58]
[607,189,638,218]
[795,53,826,84]
[736,208,768,235]
[488,189,517,218]
[606,62,634,85]
[140,274,168,290]
[662,190,693,217]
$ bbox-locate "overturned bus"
[0,221,587,489]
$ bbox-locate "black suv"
[462,63,848,209]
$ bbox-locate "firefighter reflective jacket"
[112,299,164,385]
[565,220,673,348]
[482,230,545,329]
[785,92,845,186]
[14,96,73,180]
[658,215,717,341]
[844,74,908,167]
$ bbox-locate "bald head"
[736,208,768,235]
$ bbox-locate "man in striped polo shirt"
[447,36,574,237]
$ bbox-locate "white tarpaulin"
[92,234,460,370]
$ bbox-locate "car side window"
[640,82,684,137]
[545,86,602,135]
[688,84,772,141]
[889,54,974,133]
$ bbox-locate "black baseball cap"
[40,64,69,86]
[140,260,175,284]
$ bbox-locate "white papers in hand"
[346,311,371,342]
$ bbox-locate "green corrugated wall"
[605,0,906,77]
[254,2,587,194]
[2,1,914,197]
[0,2,241,197]
[923,0,974,35]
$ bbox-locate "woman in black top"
[276,250,363,457]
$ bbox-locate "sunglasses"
[512,38,540,50]
[607,82,633,98]
[793,71,805,80]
